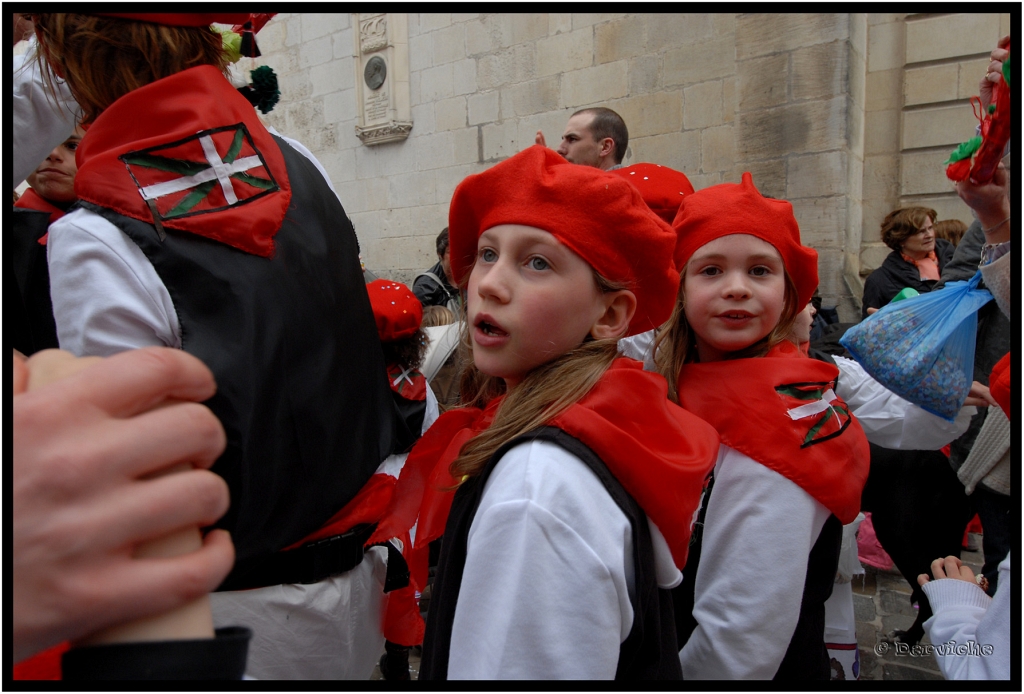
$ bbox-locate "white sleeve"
[422,386,440,435]
[921,554,1011,680]
[13,38,80,185]
[269,127,339,196]
[679,446,830,680]
[834,356,974,449]
[47,209,180,357]
[448,440,633,680]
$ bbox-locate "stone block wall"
[856,12,1009,288]
[207,12,1008,306]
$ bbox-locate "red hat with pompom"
[448,145,680,336]
[672,172,819,308]
[609,163,695,225]
[367,279,423,342]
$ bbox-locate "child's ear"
[590,290,637,340]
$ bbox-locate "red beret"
[672,172,819,308]
[609,163,695,224]
[448,145,680,336]
[95,14,252,27]
[366,279,423,342]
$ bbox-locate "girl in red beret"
[654,172,870,680]
[373,146,719,680]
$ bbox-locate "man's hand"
[979,35,1010,112]
[13,348,233,663]
[963,380,998,408]
[956,163,1010,243]
[534,130,546,148]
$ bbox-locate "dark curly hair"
[382,328,428,372]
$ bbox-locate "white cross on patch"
[138,133,263,204]
[785,388,839,421]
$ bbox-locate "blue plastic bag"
[841,272,993,421]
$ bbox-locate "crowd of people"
[12,12,1012,682]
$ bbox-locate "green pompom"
[213,27,244,64]
[250,65,281,114]
[944,136,982,165]
[1002,55,1010,89]
[989,103,996,114]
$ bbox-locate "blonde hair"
[33,14,227,124]
[421,304,455,327]
[654,266,801,402]
[449,272,627,481]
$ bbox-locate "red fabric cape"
[677,341,869,524]
[74,65,290,258]
[990,352,1011,420]
[369,358,720,642]
[14,189,65,242]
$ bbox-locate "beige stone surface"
[503,76,560,118]
[301,13,349,42]
[737,97,846,161]
[701,125,735,174]
[571,13,629,29]
[792,41,847,101]
[792,196,846,248]
[644,14,714,52]
[905,14,1001,65]
[867,20,903,73]
[863,109,899,156]
[904,63,959,106]
[859,243,891,275]
[453,127,480,165]
[508,13,548,46]
[612,91,683,139]
[736,13,848,60]
[722,77,736,124]
[663,36,736,87]
[787,151,847,199]
[731,159,786,200]
[536,29,594,77]
[901,103,978,150]
[628,130,701,175]
[901,150,957,196]
[898,195,973,227]
[481,119,520,161]
[433,24,467,65]
[467,91,499,126]
[683,80,724,130]
[417,13,452,33]
[595,15,646,65]
[737,53,788,113]
[453,58,478,96]
[628,55,662,95]
[957,58,990,99]
[562,61,629,108]
[865,68,900,112]
[435,97,467,132]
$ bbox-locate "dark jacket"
[412,260,459,309]
[860,238,955,319]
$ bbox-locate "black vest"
[11,208,59,356]
[77,136,397,570]
[419,427,682,680]
[673,474,842,680]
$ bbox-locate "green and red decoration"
[946,41,1011,184]
[775,381,852,448]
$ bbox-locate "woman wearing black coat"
[861,207,955,319]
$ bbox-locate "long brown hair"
[450,272,627,481]
[654,265,801,402]
[33,14,226,124]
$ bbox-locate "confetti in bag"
[841,272,993,421]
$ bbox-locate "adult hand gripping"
[13,348,234,663]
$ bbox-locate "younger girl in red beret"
[374,145,719,680]
[655,172,871,679]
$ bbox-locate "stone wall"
[855,12,1010,286]
[218,13,1009,313]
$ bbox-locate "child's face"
[26,127,84,205]
[683,234,787,362]
[467,224,609,387]
[790,300,817,344]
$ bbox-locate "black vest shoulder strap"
[419,427,682,680]
[11,209,59,355]
[77,136,397,569]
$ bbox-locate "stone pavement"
[371,533,988,681]
[854,533,985,681]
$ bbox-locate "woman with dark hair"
[860,207,955,319]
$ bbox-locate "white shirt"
[679,445,831,679]
[447,439,679,680]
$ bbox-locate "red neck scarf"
[14,188,67,243]
[74,65,291,257]
[370,358,719,593]
[677,340,869,524]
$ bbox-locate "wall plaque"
[353,13,412,146]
